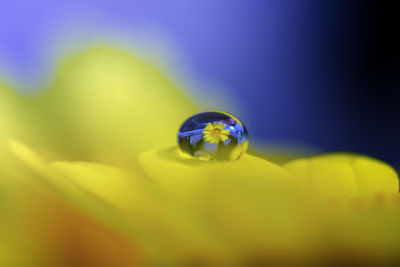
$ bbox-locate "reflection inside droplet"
[178,111,249,161]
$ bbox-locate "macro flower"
[202,122,230,144]
[0,46,399,267]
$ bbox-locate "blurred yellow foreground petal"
[138,148,323,264]
[9,139,157,224]
[6,141,218,265]
[283,153,399,198]
[0,83,43,168]
[3,46,400,267]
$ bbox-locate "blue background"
[0,0,399,165]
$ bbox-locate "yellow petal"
[138,147,314,262]
[220,135,229,142]
[221,129,230,135]
[204,123,214,131]
[216,122,226,129]
[8,140,159,227]
[49,161,156,212]
[8,140,238,265]
[0,83,46,168]
[208,138,219,144]
[204,134,219,144]
[203,134,213,141]
[138,147,297,196]
[202,130,210,135]
[283,153,399,198]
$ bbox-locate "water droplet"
[178,111,249,160]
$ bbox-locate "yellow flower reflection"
[202,122,230,144]
[0,46,399,267]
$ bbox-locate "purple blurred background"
[0,0,399,165]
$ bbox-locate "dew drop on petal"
[178,111,249,161]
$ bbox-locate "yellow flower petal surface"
[9,139,161,214]
[204,123,214,131]
[49,161,155,212]
[221,129,230,135]
[8,140,178,259]
[4,46,400,266]
[215,122,226,129]
[220,134,229,142]
[138,147,317,265]
[138,146,298,196]
[9,140,400,266]
[283,153,399,198]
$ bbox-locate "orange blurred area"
[2,183,140,267]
